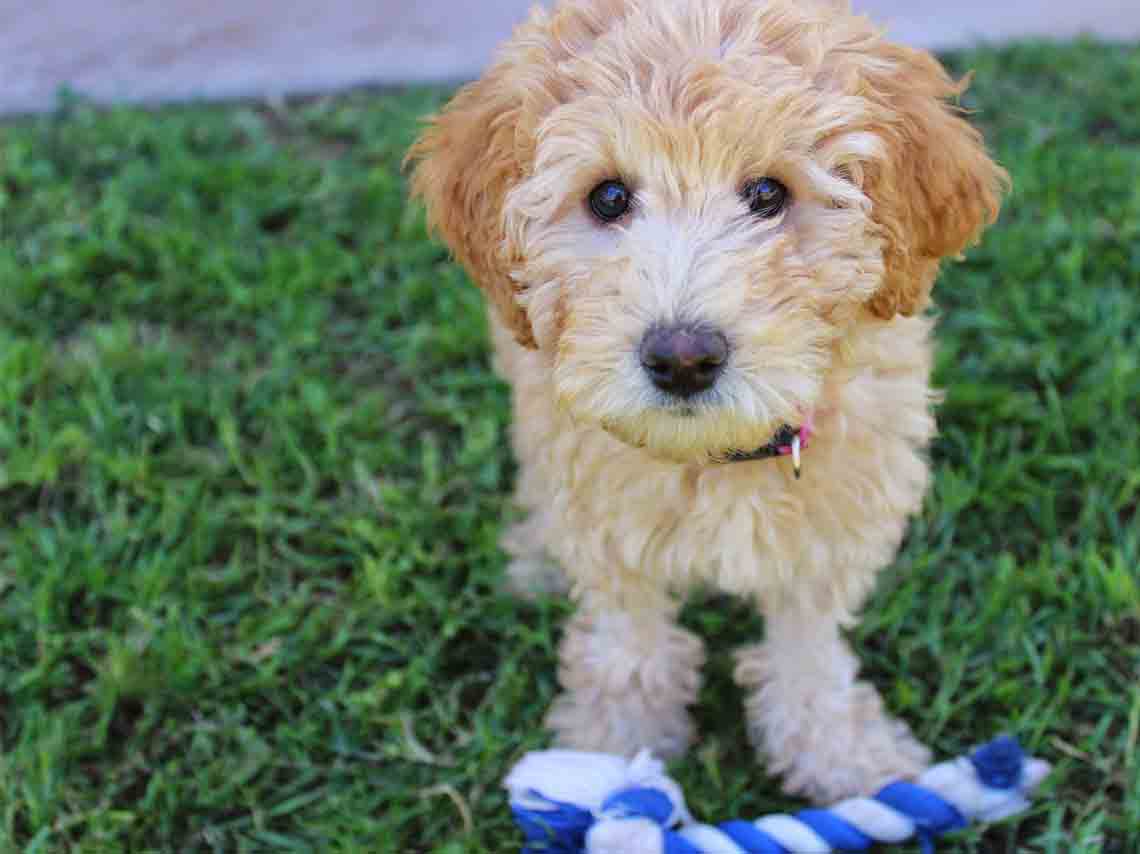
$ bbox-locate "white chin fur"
[556,364,819,463]
[600,410,787,464]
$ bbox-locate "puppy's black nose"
[639,325,729,397]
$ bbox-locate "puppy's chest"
[559,456,806,576]
[659,469,805,590]
[553,419,930,596]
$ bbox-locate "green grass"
[0,39,1137,853]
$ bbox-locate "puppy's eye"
[741,177,790,218]
[588,180,631,222]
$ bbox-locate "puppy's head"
[409,0,1006,463]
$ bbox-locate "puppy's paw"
[768,690,931,803]
[505,554,569,599]
[737,647,931,803]
[546,688,695,758]
[547,610,704,758]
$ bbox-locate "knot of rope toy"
[506,736,1050,853]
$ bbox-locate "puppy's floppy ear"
[856,45,1009,319]
[407,71,537,348]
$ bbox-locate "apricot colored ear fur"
[407,72,537,348]
[858,46,1009,319]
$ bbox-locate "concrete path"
[2,0,1138,115]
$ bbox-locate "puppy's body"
[411,0,1004,802]
[498,314,932,605]
[495,310,935,799]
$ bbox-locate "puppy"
[409,0,1005,802]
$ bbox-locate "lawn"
[0,39,1137,854]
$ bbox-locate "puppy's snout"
[639,325,728,398]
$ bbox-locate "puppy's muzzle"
[639,324,729,398]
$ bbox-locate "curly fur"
[408,0,1005,802]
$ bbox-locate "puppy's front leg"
[735,602,931,803]
[547,590,703,758]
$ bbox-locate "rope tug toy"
[506,736,1050,853]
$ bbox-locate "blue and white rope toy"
[506,736,1050,853]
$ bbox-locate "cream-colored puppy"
[409,0,1005,803]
